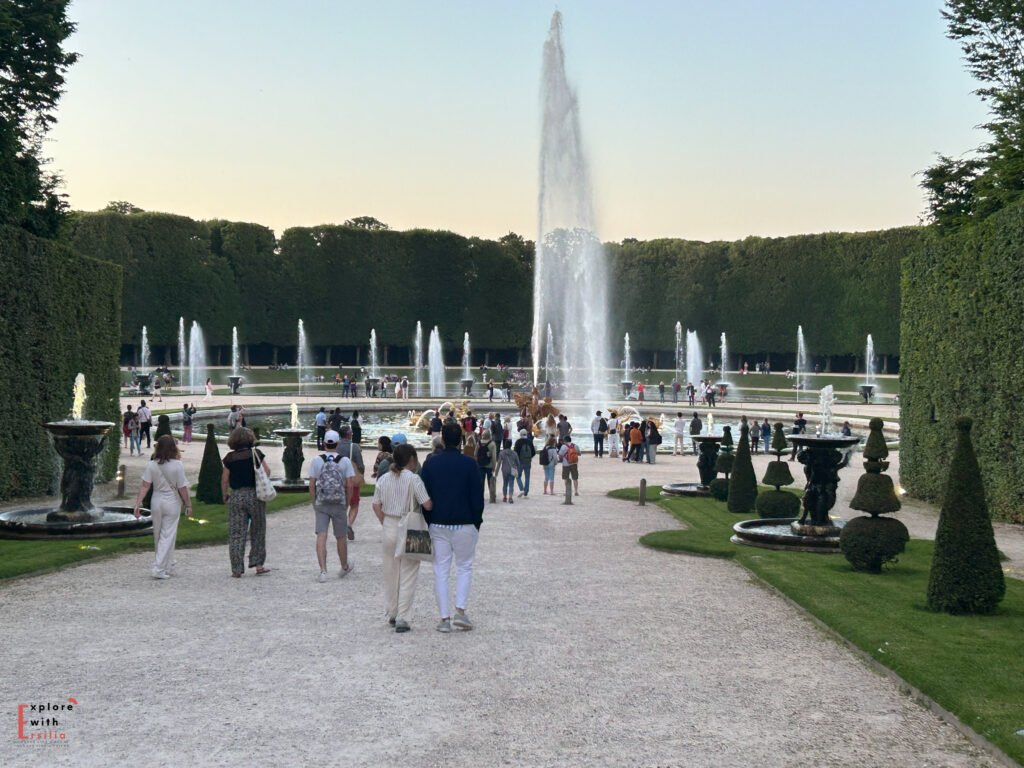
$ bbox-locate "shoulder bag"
[396,478,432,562]
[252,449,277,502]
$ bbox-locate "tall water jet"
[859,333,877,403]
[545,323,556,382]
[140,326,150,371]
[428,326,445,397]
[621,333,633,396]
[796,325,808,397]
[674,322,684,380]
[189,321,207,396]
[231,326,240,377]
[532,11,609,400]
[178,317,186,388]
[413,321,424,397]
[460,332,474,395]
[719,332,730,382]
[685,330,703,389]
[368,329,380,380]
[297,319,312,393]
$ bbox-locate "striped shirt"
[372,468,430,518]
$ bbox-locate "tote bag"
[252,449,277,503]
[395,482,432,562]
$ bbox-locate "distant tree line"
[62,209,907,370]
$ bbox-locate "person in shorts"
[558,434,580,501]
[308,430,355,582]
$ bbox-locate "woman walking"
[372,444,432,633]
[220,427,272,577]
[541,437,558,495]
[133,435,191,579]
[128,409,142,456]
[497,439,521,504]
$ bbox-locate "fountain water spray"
[719,332,729,383]
[865,333,876,387]
[70,373,87,421]
[178,317,186,388]
[297,319,311,393]
[531,11,609,400]
[545,323,556,382]
[796,325,808,396]
[232,326,240,377]
[414,321,424,397]
[623,333,632,381]
[428,326,445,397]
[368,329,380,379]
[685,330,703,389]
[189,321,206,396]
[462,332,472,380]
[675,322,684,380]
[140,326,150,371]
[819,385,836,436]
[290,403,299,430]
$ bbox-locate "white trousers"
[608,433,620,456]
[150,497,181,575]
[674,434,685,454]
[381,516,421,620]
[430,524,479,618]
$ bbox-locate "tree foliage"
[922,1,1024,230]
[0,0,78,236]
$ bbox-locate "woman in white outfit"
[372,444,432,634]
[133,435,192,579]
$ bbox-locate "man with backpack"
[558,434,581,502]
[308,430,355,582]
[137,400,152,449]
[476,431,498,503]
[512,429,535,498]
[590,410,608,458]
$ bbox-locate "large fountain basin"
[45,420,115,436]
[0,506,153,540]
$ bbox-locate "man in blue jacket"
[420,422,485,633]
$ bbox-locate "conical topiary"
[728,424,758,513]
[195,424,224,504]
[154,414,172,440]
[756,422,800,519]
[840,418,908,572]
[926,417,1005,614]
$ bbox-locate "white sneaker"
[317,571,328,583]
[151,571,170,580]
[339,562,354,578]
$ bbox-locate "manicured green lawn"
[0,482,366,582]
[631,490,1024,764]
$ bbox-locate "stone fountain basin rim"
[731,517,844,551]
[786,434,861,449]
[45,420,116,436]
[0,506,153,539]
[273,428,312,436]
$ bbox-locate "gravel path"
[0,444,1004,766]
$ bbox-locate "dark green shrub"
[850,417,900,516]
[926,418,1005,614]
[840,516,909,573]
[755,490,800,519]
[196,424,224,504]
[762,460,794,490]
[728,424,758,513]
[154,414,171,440]
[709,478,729,501]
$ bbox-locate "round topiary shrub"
[840,515,910,573]
[714,453,734,477]
[755,489,800,519]
[709,477,730,501]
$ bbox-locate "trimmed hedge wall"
[63,209,910,363]
[0,226,123,501]
[901,201,1024,523]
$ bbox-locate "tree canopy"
[0,0,78,237]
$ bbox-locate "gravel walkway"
[0,446,1003,766]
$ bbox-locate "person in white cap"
[308,430,355,582]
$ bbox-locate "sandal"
[231,573,242,578]
[254,567,271,575]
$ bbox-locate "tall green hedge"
[0,226,122,501]
[61,209,908,363]
[901,200,1024,523]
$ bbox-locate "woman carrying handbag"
[220,427,274,577]
[372,444,432,633]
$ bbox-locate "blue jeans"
[516,464,532,495]
[543,464,556,484]
[502,471,516,498]
[129,433,141,455]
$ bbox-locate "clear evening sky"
[48,0,985,242]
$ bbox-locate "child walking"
[497,439,521,504]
